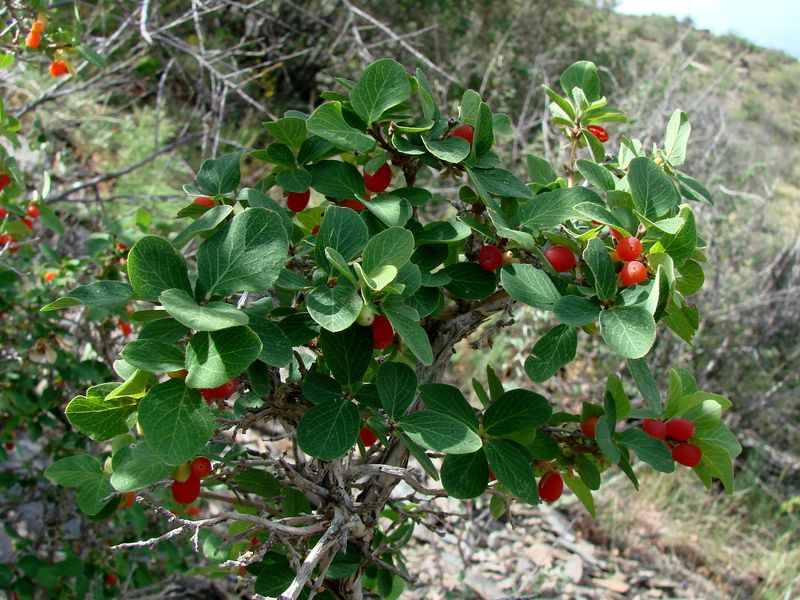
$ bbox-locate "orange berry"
[26,31,41,49]
[49,60,69,77]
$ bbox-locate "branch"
[350,464,447,497]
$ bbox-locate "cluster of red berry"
[642,417,702,467]
[170,456,213,504]
[0,197,41,254]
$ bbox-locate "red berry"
[610,228,625,242]
[642,419,667,440]
[120,491,135,509]
[32,20,45,34]
[239,565,247,575]
[49,60,69,77]
[171,474,201,504]
[105,574,117,586]
[450,124,475,144]
[665,418,695,442]
[0,174,10,191]
[250,536,260,546]
[199,377,238,403]
[43,270,57,282]
[587,125,609,142]
[581,416,599,439]
[27,205,40,218]
[26,30,41,49]
[342,199,365,211]
[363,163,392,193]
[118,321,132,336]
[311,225,320,235]
[0,208,6,219]
[488,469,495,482]
[21,218,33,230]
[478,244,503,271]
[544,246,576,272]
[116,242,128,251]
[5,442,13,451]
[359,427,378,446]
[185,506,202,516]
[672,443,702,467]
[190,456,212,479]
[616,236,642,261]
[193,196,216,208]
[371,315,394,350]
[286,189,310,212]
[537,471,564,503]
[620,261,648,286]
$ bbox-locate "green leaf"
[483,439,538,504]
[443,263,497,300]
[121,339,186,373]
[110,443,171,491]
[583,237,617,300]
[676,260,704,296]
[160,289,248,331]
[441,450,489,499]
[663,109,690,166]
[693,440,734,492]
[576,159,615,192]
[44,455,113,516]
[618,428,675,473]
[421,136,471,163]
[526,154,558,185]
[254,553,296,596]
[105,369,152,401]
[296,399,360,460]
[41,281,134,311]
[500,264,560,310]
[319,325,373,387]
[350,58,412,124]
[315,205,369,273]
[302,372,342,404]
[306,102,376,152]
[196,151,242,196]
[139,379,216,465]
[197,208,288,297]
[362,227,415,274]
[560,61,600,103]
[468,167,533,199]
[76,44,107,69]
[383,302,433,365]
[675,170,713,204]
[563,474,595,517]
[483,389,552,437]
[419,383,479,431]
[605,375,631,420]
[595,415,621,464]
[524,325,578,383]
[65,387,137,441]
[398,411,482,454]
[232,468,282,498]
[553,295,601,326]
[264,116,307,150]
[649,205,696,264]
[575,454,601,490]
[172,205,233,249]
[627,358,662,413]
[239,187,293,237]
[628,157,679,220]
[363,194,412,227]
[518,187,602,230]
[694,421,741,458]
[275,168,311,193]
[377,362,418,419]
[307,281,362,332]
[185,326,262,388]
[127,236,192,302]
[398,432,440,480]
[599,307,656,358]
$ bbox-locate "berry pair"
[170,457,213,504]
[643,418,702,467]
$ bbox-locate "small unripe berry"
[356,303,376,326]
[537,471,564,503]
[363,163,392,193]
[172,463,191,483]
[342,199,365,211]
[450,124,475,144]
[672,443,702,467]
[545,246,576,272]
[665,418,695,441]
[190,456,212,479]
[371,315,394,350]
[587,125,609,142]
[32,20,45,33]
[478,244,503,271]
[642,418,667,439]
[581,416,599,439]
[171,474,201,504]
[286,189,310,212]
[616,236,642,261]
[193,196,215,208]
[359,427,378,446]
[49,60,69,77]
[167,369,188,379]
[26,30,41,49]
[501,250,514,265]
[620,261,648,286]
